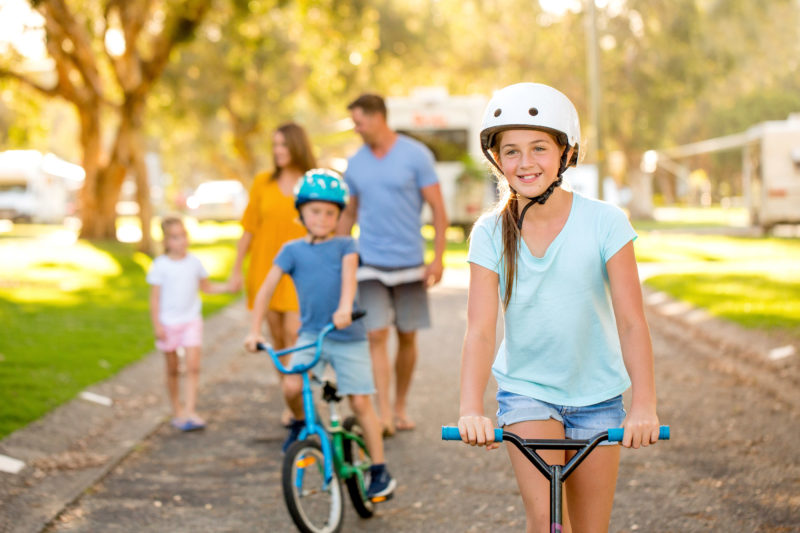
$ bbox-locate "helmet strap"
[513,146,570,230]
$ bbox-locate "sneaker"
[366,464,396,501]
[282,419,306,453]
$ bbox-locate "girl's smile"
[496,129,564,197]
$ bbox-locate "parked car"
[185,180,248,221]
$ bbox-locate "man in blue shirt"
[338,93,448,436]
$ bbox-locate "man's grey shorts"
[358,279,430,332]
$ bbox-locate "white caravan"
[386,87,493,229]
[0,150,85,223]
[743,114,800,231]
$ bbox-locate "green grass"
[634,230,800,337]
[645,271,800,332]
[632,206,749,232]
[0,222,240,439]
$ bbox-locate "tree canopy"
[1,0,799,235]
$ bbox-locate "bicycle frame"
[258,313,370,490]
[442,425,669,531]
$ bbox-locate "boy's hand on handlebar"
[332,308,352,330]
[457,415,500,450]
[621,408,660,449]
[244,333,265,353]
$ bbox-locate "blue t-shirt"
[274,237,366,342]
[467,192,636,406]
[344,135,438,268]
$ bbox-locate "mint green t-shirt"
[467,192,635,406]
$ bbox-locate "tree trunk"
[76,105,114,239]
[130,130,153,255]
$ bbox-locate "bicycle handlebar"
[441,425,670,442]
[256,310,366,375]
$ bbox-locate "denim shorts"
[496,389,626,445]
[289,333,375,396]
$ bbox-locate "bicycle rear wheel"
[342,416,375,518]
[282,439,344,533]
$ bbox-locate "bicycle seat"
[322,380,342,402]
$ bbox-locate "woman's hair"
[160,216,185,254]
[271,122,317,180]
[489,129,565,309]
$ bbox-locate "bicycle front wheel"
[342,416,375,518]
[282,439,344,533]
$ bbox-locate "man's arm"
[421,183,448,286]
[336,196,358,236]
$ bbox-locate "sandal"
[172,417,205,432]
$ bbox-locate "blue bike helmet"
[294,168,349,210]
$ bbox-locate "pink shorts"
[156,318,203,352]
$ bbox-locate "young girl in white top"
[456,83,661,532]
[147,217,229,431]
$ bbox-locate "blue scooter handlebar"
[441,426,503,442]
[607,426,670,442]
[441,425,670,442]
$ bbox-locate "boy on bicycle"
[244,168,396,500]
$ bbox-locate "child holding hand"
[148,216,230,432]
[244,169,396,501]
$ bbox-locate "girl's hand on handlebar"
[457,415,500,450]
[621,408,660,449]
[332,307,352,330]
[244,333,265,353]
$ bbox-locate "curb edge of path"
[0,300,248,533]
[642,286,799,410]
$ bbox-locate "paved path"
[2,270,799,532]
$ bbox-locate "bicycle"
[256,310,375,533]
[442,424,670,531]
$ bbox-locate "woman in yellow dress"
[229,123,316,415]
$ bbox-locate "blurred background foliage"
[1,0,799,216]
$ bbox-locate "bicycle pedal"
[370,493,393,503]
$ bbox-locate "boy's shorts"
[496,388,626,446]
[358,279,430,332]
[289,333,375,396]
[156,318,203,352]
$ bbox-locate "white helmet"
[480,82,581,172]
